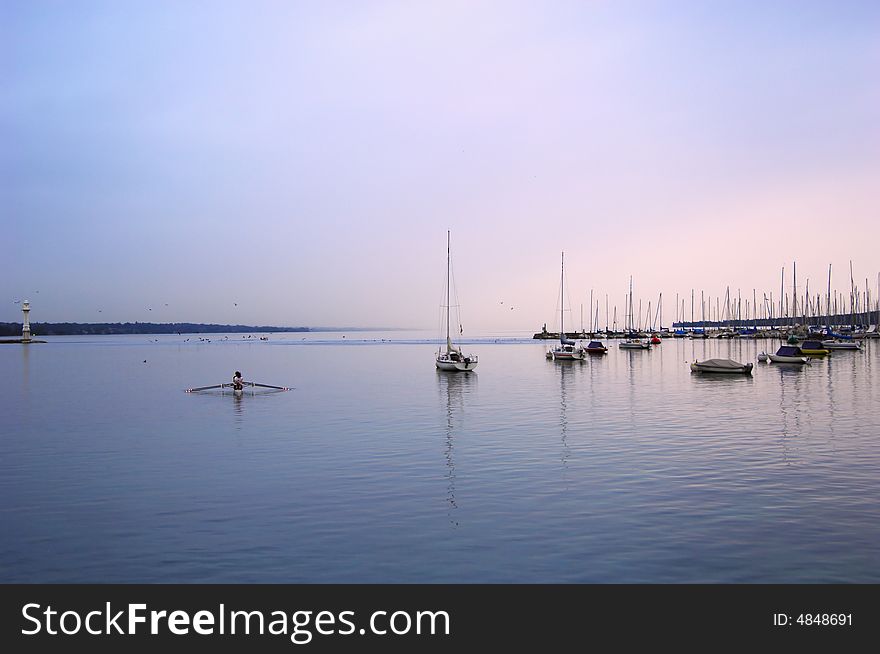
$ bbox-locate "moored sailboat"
[619,276,650,350]
[547,252,585,361]
[436,231,478,372]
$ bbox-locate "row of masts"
[569,263,880,334]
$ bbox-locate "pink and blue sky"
[3,1,879,330]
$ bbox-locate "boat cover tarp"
[800,340,825,349]
[776,346,802,356]
[696,358,747,369]
[587,341,604,348]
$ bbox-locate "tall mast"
[561,252,564,337]
[850,260,855,327]
[804,278,809,325]
[753,289,757,329]
[780,266,784,320]
[629,276,633,332]
[446,230,450,342]
[605,294,609,333]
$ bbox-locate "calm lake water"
[2,332,879,582]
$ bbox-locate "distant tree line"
[0,322,310,336]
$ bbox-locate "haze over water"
[4,2,879,330]
[2,334,878,582]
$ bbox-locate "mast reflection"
[437,371,476,528]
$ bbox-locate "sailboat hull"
[822,340,860,350]
[548,349,584,360]
[768,354,810,364]
[436,357,478,371]
[619,341,650,350]
[436,231,478,372]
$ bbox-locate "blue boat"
[585,341,608,354]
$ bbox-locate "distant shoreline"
[0,322,404,337]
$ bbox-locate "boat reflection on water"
[689,367,755,385]
[437,370,477,527]
[557,363,572,475]
[777,357,807,466]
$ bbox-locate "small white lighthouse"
[21,300,31,342]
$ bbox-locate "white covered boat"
[821,339,861,351]
[619,339,650,350]
[690,358,753,374]
[768,345,811,364]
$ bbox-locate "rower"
[232,371,243,391]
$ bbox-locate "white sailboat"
[619,276,650,349]
[547,252,585,361]
[436,231,478,372]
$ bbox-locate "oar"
[248,382,291,391]
[185,383,229,393]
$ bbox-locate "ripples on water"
[1,335,878,582]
